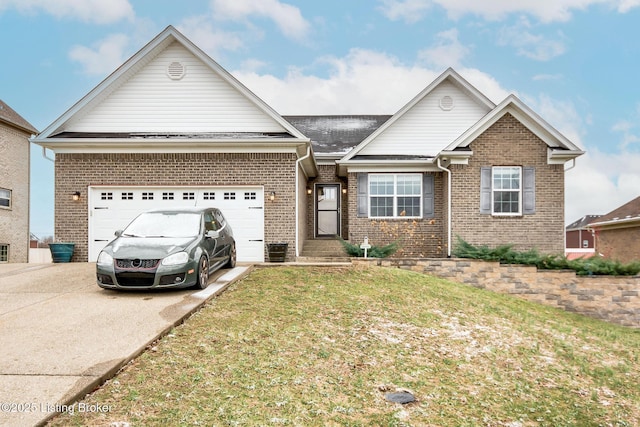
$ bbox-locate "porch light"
[342,188,347,194]
[269,191,276,201]
[72,191,81,201]
[307,187,312,195]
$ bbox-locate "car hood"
[108,236,197,259]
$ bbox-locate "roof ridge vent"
[167,61,186,80]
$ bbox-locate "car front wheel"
[196,256,209,289]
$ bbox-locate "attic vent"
[440,95,454,111]
[167,61,186,80]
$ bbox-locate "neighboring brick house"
[588,196,640,263]
[565,214,601,260]
[0,100,37,263]
[31,26,584,262]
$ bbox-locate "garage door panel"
[89,186,264,262]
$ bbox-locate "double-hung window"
[369,174,422,218]
[492,166,521,215]
[0,244,8,262]
[0,188,10,208]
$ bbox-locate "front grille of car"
[115,259,160,269]
[115,272,156,287]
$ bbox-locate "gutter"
[295,145,312,258]
[436,158,452,257]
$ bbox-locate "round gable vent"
[439,95,454,111]
[167,61,186,80]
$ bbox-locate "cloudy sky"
[1,0,639,237]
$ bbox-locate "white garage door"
[88,186,264,262]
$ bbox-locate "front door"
[316,184,340,237]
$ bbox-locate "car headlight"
[97,251,114,267]
[162,251,189,266]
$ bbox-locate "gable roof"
[443,94,584,162]
[32,26,308,146]
[340,68,495,163]
[589,196,640,229]
[0,100,37,134]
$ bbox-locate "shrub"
[452,236,640,276]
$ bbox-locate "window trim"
[368,173,423,219]
[491,166,522,216]
[0,188,11,209]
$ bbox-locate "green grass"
[49,266,640,426]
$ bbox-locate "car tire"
[196,256,209,289]
[226,243,236,269]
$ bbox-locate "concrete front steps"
[297,238,351,263]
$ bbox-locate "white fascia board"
[589,217,640,230]
[548,148,586,164]
[34,139,308,154]
[337,159,439,175]
[438,150,473,165]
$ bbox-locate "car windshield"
[123,212,201,238]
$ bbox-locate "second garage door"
[88,186,264,262]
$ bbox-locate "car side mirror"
[115,230,123,237]
[205,229,220,239]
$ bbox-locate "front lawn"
[49,266,640,426]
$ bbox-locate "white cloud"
[177,16,244,56]
[418,28,470,68]
[234,48,510,115]
[498,18,567,61]
[68,33,130,75]
[0,0,134,24]
[533,73,563,81]
[566,147,640,222]
[611,104,640,149]
[377,0,640,22]
[377,0,432,23]
[210,0,310,41]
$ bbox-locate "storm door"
[316,184,340,237]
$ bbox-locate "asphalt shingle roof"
[0,100,38,134]
[283,115,391,155]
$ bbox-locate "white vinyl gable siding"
[64,42,287,134]
[358,81,490,157]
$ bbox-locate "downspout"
[41,146,55,162]
[436,158,452,257]
[295,145,312,258]
[563,158,577,251]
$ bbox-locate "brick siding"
[451,113,566,254]
[55,152,298,262]
[0,124,30,262]
[595,226,640,263]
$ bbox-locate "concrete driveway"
[0,262,250,427]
